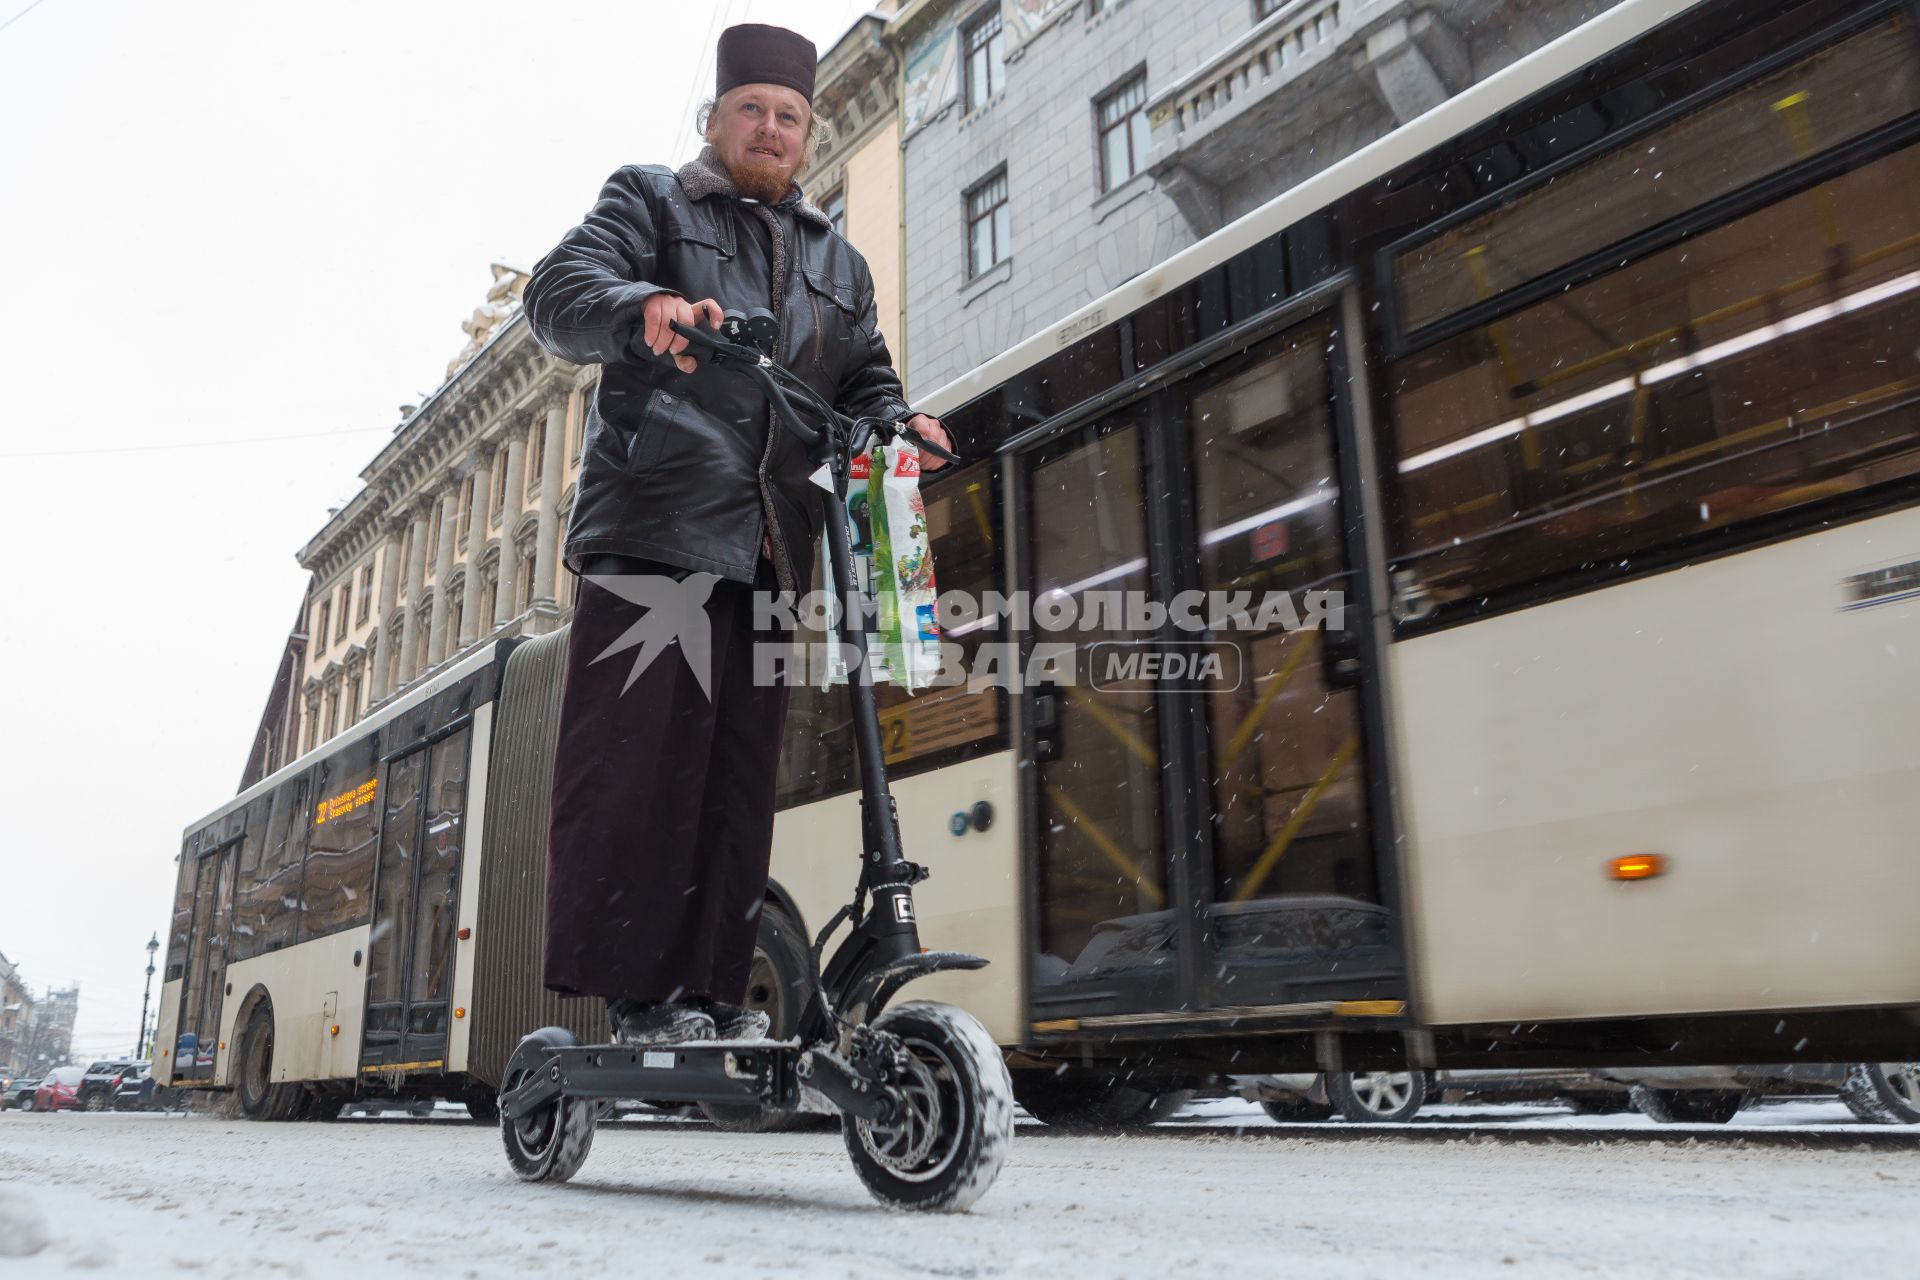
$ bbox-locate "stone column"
[533,392,568,611]
[399,501,431,683]
[427,488,458,667]
[459,446,494,646]
[369,519,404,701]
[493,427,528,626]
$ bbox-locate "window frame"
[1096,69,1151,193]
[964,166,1011,280]
[961,4,1006,112]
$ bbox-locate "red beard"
[728,152,793,204]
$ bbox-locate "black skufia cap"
[716,23,817,104]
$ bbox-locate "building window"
[425,503,442,570]
[315,599,331,651]
[335,585,350,641]
[516,542,537,613]
[571,386,592,463]
[345,670,362,725]
[355,562,374,625]
[962,6,1005,110]
[527,417,545,496]
[823,188,847,238]
[491,454,508,521]
[447,595,464,660]
[456,476,474,550]
[965,168,1010,279]
[1255,0,1287,18]
[414,607,432,673]
[1097,73,1150,192]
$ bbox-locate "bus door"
[1017,401,1189,1020]
[176,832,238,1082]
[1017,319,1395,1026]
[361,725,472,1073]
[1164,321,1393,1011]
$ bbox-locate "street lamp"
[137,932,159,1059]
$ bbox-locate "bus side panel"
[152,979,183,1086]
[1393,507,1920,1026]
[217,926,372,1086]
[445,702,493,1076]
[771,750,1024,1045]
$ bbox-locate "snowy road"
[2,1104,1914,1278]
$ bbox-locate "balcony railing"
[1148,0,1344,150]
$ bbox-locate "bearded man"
[523,23,950,1046]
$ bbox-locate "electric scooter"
[496,311,1014,1213]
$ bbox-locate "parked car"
[1246,1068,1632,1123]
[7,1076,43,1110]
[30,1065,86,1112]
[74,1059,138,1113]
[1603,1061,1920,1125]
[110,1062,185,1112]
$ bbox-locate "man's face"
[706,83,810,204]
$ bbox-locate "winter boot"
[696,999,772,1041]
[607,998,716,1046]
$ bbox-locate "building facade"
[797,8,909,392]
[247,264,599,772]
[0,952,32,1077]
[891,0,1604,392]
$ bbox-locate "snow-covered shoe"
[608,999,715,1046]
[702,1001,771,1041]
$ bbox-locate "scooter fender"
[843,951,988,1025]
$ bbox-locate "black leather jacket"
[523,161,912,593]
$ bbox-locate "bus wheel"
[500,1027,597,1183]
[1630,1086,1745,1124]
[1840,1063,1920,1124]
[236,1003,304,1122]
[306,1092,345,1122]
[843,1002,1013,1212]
[1012,1068,1163,1131]
[702,900,819,1133]
[1328,1069,1428,1123]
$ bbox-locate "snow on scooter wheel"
[842,1001,1013,1213]
[499,1027,598,1183]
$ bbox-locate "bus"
[156,0,1920,1123]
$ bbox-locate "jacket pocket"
[801,269,859,367]
[622,389,681,476]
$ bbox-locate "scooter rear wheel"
[842,1002,1012,1213]
[499,1027,598,1183]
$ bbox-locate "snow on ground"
[1,1105,1913,1279]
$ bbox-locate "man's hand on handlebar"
[642,294,723,373]
[902,414,952,471]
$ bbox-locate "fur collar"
[675,146,832,230]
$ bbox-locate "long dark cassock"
[521,139,912,1002]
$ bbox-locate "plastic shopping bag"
[868,444,942,693]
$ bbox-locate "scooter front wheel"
[499,1027,598,1183]
[842,1001,1013,1212]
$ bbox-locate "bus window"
[1187,327,1374,905]
[301,734,381,938]
[1390,138,1920,608]
[231,790,297,963]
[1393,16,1919,334]
[164,839,193,983]
[1024,410,1169,978]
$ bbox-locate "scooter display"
[496,311,1014,1212]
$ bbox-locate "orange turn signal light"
[1609,854,1668,881]
[456,927,471,941]
[454,1007,466,1020]
[329,1024,340,1037]
[217,1041,226,1050]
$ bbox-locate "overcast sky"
[0,0,881,1064]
